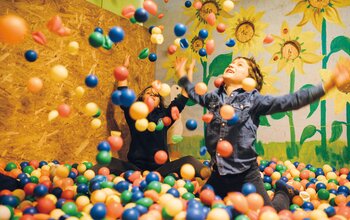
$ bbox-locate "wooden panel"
[0,0,156,164]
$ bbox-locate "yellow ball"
[106,194,121,204]
[90,190,107,204]
[290,168,300,178]
[322,164,332,174]
[50,209,66,219]
[83,203,93,214]
[129,101,149,120]
[91,118,102,129]
[50,65,68,82]
[271,171,281,181]
[309,209,328,220]
[48,110,59,121]
[113,176,125,184]
[177,187,188,196]
[83,170,95,180]
[174,38,181,47]
[68,41,79,55]
[180,163,195,180]
[174,211,186,220]
[165,198,183,216]
[207,208,230,220]
[222,0,234,12]
[31,170,41,178]
[159,194,174,207]
[12,189,25,201]
[85,102,99,116]
[326,172,337,180]
[317,203,330,210]
[242,77,256,92]
[75,86,85,98]
[195,82,208,95]
[159,83,171,97]
[76,195,90,208]
[45,194,57,204]
[124,203,136,210]
[148,122,157,132]
[259,211,279,220]
[161,184,171,195]
[135,118,148,132]
[77,164,87,174]
[152,27,162,34]
[176,179,186,188]
[150,34,164,45]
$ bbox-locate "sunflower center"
[191,36,205,53]
[235,21,255,43]
[281,41,301,60]
[308,0,330,9]
[198,0,219,23]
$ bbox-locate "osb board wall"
[0,0,156,164]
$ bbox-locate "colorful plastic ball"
[194,82,207,95]
[199,29,208,39]
[84,74,98,88]
[200,146,207,156]
[168,44,177,54]
[33,184,48,197]
[148,25,155,34]
[90,202,107,219]
[317,188,330,200]
[50,65,68,82]
[184,0,192,7]
[111,90,122,105]
[180,163,195,180]
[198,48,207,57]
[301,201,314,210]
[0,14,28,44]
[242,78,257,92]
[220,104,235,120]
[164,176,176,186]
[135,118,149,131]
[227,114,239,125]
[89,32,104,48]
[68,41,79,55]
[62,202,78,216]
[146,172,160,183]
[97,141,111,151]
[84,102,99,116]
[94,27,103,34]
[242,183,256,195]
[147,181,162,193]
[24,50,38,62]
[120,89,136,107]
[154,150,168,165]
[184,119,197,130]
[143,0,158,16]
[174,23,187,37]
[148,53,157,62]
[316,182,327,191]
[113,65,129,81]
[129,101,149,120]
[96,151,112,165]
[36,197,55,214]
[91,118,102,129]
[223,0,234,12]
[207,208,230,220]
[246,193,264,211]
[217,140,233,158]
[134,8,149,23]
[167,188,180,198]
[206,12,216,26]
[179,38,189,48]
[216,23,226,33]
[1,195,19,207]
[108,26,125,43]
[27,77,43,93]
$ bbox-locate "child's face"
[223,58,250,84]
[143,87,160,108]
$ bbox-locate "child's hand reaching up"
[175,57,188,79]
[325,57,350,92]
[187,58,196,82]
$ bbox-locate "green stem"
[288,68,297,157]
[201,59,208,147]
[320,18,327,149]
[347,102,350,148]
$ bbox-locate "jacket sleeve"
[252,84,325,116]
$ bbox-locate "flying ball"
[50,65,68,82]
[193,1,202,9]
[85,102,99,116]
[135,118,148,132]
[174,23,187,37]
[159,83,170,97]
[154,150,168,165]
[198,29,208,39]
[206,12,216,26]
[180,164,195,180]
[180,38,189,49]
[223,0,235,12]
[57,104,71,117]
[150,33,164,44]
[27,77,43,93]
[89,32,104,48]
[24,50,37,62]
[186,119,197,130]
[68,41,79,55]
[168,44,177,55]
[94,27,103,34]
[122,5,136,18]
[120,89,136,107]
[129,101,149,120]
[143,0,158,16]
[75,86,85,98]
[113,66,129,81]
[225,38,236,47]
[206,39,215,55]
[134,8,149,23]
[108,26,124,43]
[217,140,233,157]
[220,104,235,120]
[242,78,257,92]
[185,0,192,8]
[0,14,28,44]
[85,74,98,88]
[195,82,208,95]
[148,53,157,62]
[138,47,150,59]
[216,23,226,33]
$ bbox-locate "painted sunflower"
[226,6,268,57]
[287,0,350,31]
[183,0,233,31]
[257,60,279,95]
[268,21,323,74]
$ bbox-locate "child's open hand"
[187,59,196,82]
[175,57,188,79]
[332,57,350,93]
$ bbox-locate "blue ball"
[259,165,266,172]
[280,176,288,182]
[122,208,140,220]
[305,164,312,169]
[184,0,192,8]
[85,74,98,88]
[316,182,326,191]
[198,48,207,57]
[324,206,336,217]
[52,160,60,164]
[56,198,66,209]
[167,188,180,198]
[90,182,102,192]
[134,205,147,215]
[68,171,77,179]
[94,27,103,34]
[186,207,205,220]
[146,172,160,184]
[24,50,38,62]
[174,23,187,37]
[187,199,203,209]
[131,191,144,202]
[180,38,189,48]
[203,160,210,167]
[114,181,130,193]
[90,202,107,219]
[202,206,210,218]
[199,146,207,156]
[337,186,349,195]
[131,186,141,193]
[139,180,148,191]
[51,187,63,198]
[124,170,135,181]
[17,173,27,180]
[201,184,214,192]
[33,184,48,197]
[120,89,136,107]
[23,207,38,215]
[328,189,337,195]
[97,141,111,151]
[148,53,157,62]
[111,90,122,105]
[242,183,256,195]
[0,195,19,207]
[38,161,48,168]
[310,178,317,184]
[20,161,29,169]
[77,184,89,194]
[134,8,149,23]
[293,161,299,167]
[148,25,155,34]
[108,26,125,43]
[186,119,197,130]
[227,114,239,125]
[315,168,324,176]
[198,29,208,39]
[263,175,272,184]
[301,201,314,210]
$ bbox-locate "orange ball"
[292,210,309,220]
[154,150,168,165]
[98,167,110,176]
[0,14,28,44]
[200,189,215,206]
[216,140,233,158]
[194,82,208,95]
[106,201,123,219]
[108,136,123,152]
[292,195,304,206]
[246,193,264,211]
[335,194,347,206]
[228,192,249,214]
[300,170,310,180]
[27,77,43,93]
[264,167,274,176]
[219,104,235,120]
[36,197,55,214]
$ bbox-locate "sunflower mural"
[226,6,268,57]
[268,21,323,158]
[287,0,350,164]
[257,60,278,95]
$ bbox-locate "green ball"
[293,177,301,182]
[147,181,162,193]
[62,202,78,216]
[100,181,114,189]
[93,109,101,118]
[76,175,88,184]
[162,207,173,220]
[235,215,250,220]
[211,203,226,209]
[184,182,195,193]
[96,151,112,165]
[102,36,113,50]
[130,17,137,24]
[275,164,284,172]
[29,176,39,184]
[64,164,72,171]
[163,176,175,187]
[328,179,338,185]
[121,190,132,204]
[289,204,299,211]
[83,162,93,169]
[309,167,317,173]
[5,162,17,171]
[23,165,34,175]
[329,197,336,206]
[155,120,164,131]
[260,160,268,166]
[136,197,153,208]
[264,182,272,190]
[88,32,104,48]
[182,192,195,200]
[317,188,330,200]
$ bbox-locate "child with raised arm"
[176,56,350,211]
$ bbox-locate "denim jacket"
[178,76,325,175]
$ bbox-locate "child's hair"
[137,86,165,109]
[233,56,264,91]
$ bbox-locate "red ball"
[264,167,274,176]
[167,44,177,55]
[113,66,129,81]
[154,150,168,165]
[29,160,39,169]
[162,116,172,126]
[36,197,55,214]
[57,104,71,117]
[216,140,233,158]
[214,77,224,88]
[200,189,215,205]
[24,183,37,196]
[216,23,226,33]
[107,136,123,151]
[61,189,75,200]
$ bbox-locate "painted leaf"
[329,120,344,143]
[259,115,270,127]
[270,112,286,120]
[208,52,233,79]
[300,84,319,118]
[186,99,196,106]
[300,125,317,145]
[330,36,350,56]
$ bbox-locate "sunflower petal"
[294,59,304,74]
[277,58,287,73]
[310,10,323,31]
[331,0,350,7]
[280,21,290,38]
[297,9,313,27]
[324,6,343,25]
[286,1,308,16]
[301,52,323,64]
